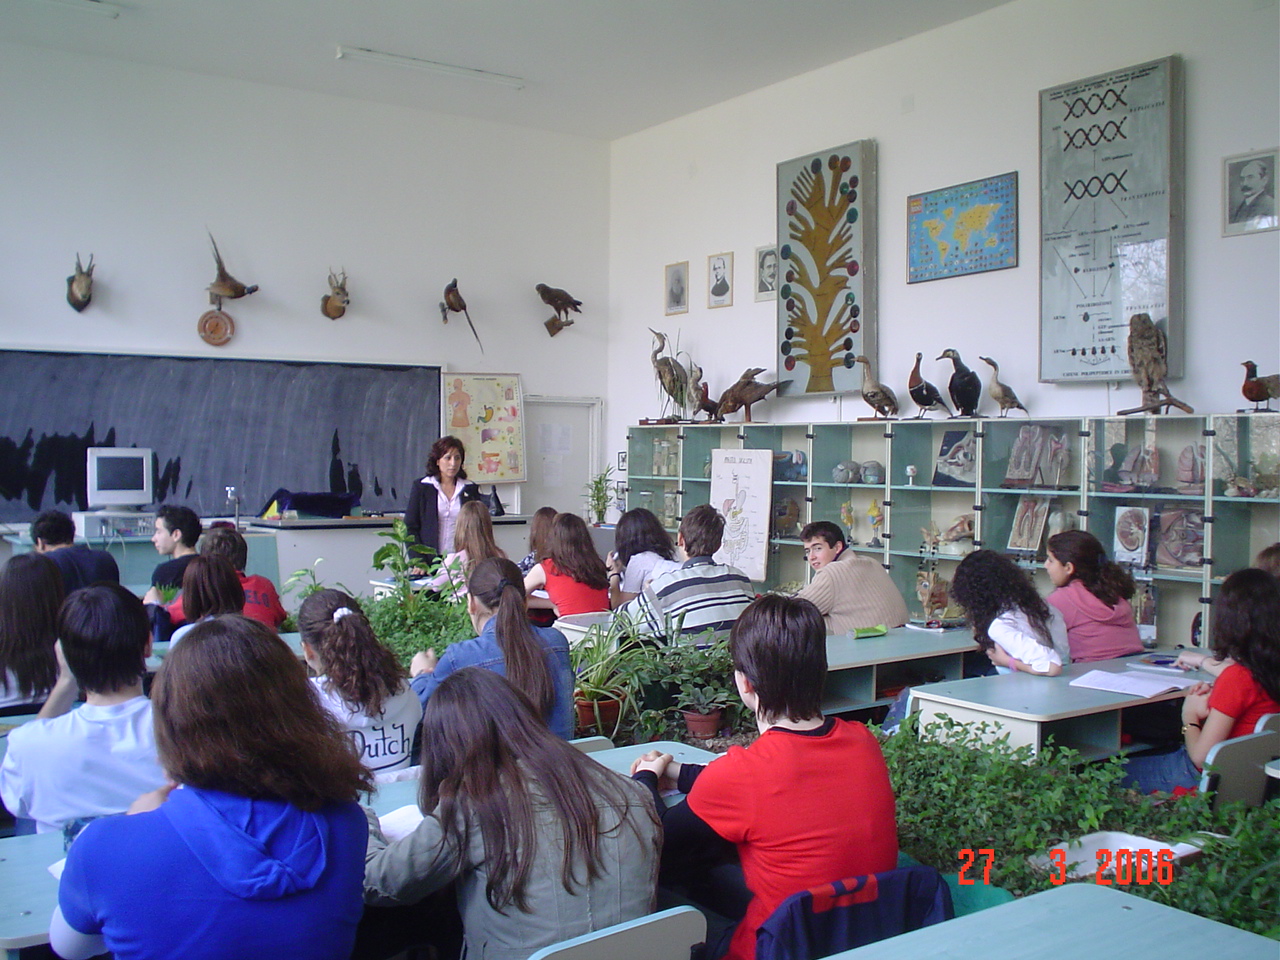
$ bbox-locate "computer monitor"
[86,447,154,510]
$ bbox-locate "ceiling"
[8,0,1014,140]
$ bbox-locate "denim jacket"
[410,620,574,739]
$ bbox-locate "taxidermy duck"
[439,278,484,352]
[717,368,786,422]
[979,356,1028,417]
[649,328,690,416]
[66,253,94,312]
[937,348,981,417]
[853,356,898,419]
[907,351,951,418]
[536,283,582,337]
[1241,360,1279,411]
[206,233,258,307]
[320,270,349,319]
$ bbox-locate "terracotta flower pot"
[575,696,623,733]
[681,708,723,740]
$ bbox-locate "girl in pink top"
[1045,530,1143,662]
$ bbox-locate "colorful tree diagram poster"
[1039,56,1183,383]
[776,140,878,396]
[907,172,1018,283]
[709,448,771,581]
[443,373,526,482]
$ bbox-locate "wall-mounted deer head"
[321,269,349,319]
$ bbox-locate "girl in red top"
[1121,568,1280,793]
[1044,530,1143,662]
[523,513,610,616]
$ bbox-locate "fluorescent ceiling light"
[32,0,121,17]
[335,46,525,90]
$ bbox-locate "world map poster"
[907,172,1018,283]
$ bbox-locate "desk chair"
[569,736,613,754]
[1254,713,1279,735]
[755,864,953,960]
[1199,729,1280,810]
[525,905,705,960]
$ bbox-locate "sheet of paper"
[379,804,426,842]
[1069,669,1197,697]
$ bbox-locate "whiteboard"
[519,397,603,516]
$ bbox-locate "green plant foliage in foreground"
[882,715,1280,938]
[364,593,473,668]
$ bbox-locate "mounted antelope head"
[66,253,94,312]
[321,269,349,319]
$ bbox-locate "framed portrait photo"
[664,261,689,316]
[1223,148,1279,237]
[707,252,733,308]
[754,245,778,301]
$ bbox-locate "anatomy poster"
[443,373,526,482]
[710,448,771,581]
[1039,56,1183,382]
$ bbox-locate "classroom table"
[822,627,975,715]
[909,657,1208,759]
[146,631,304,672]
[819,882,1277,959]
[0,741,719,956]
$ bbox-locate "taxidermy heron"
[649,328,690,416]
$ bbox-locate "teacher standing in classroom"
[404,436,484,558]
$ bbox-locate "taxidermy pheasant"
[206,233,258,307]
[1241,360,1279,411]
[937,348,981,417]
[694,381,723,421]
[66,253,94,312]
[979,356,1028,417]
[853,355,898,419]
[717,368,786,422]
[320,270,349,319]
[439,278,484,352]
[907,351,951,418]
[536,283,582,336]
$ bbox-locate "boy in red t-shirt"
[632,595,898,960]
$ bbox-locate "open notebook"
[1069,670,1199,698]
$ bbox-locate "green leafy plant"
[583,465,615,525]
[571,612,654,737]
[675,680,733,715]
[372,519,445,608]
[281,557,352,600]
[363,591,473,668]
[628,708,674,743]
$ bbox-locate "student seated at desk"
[162,526,286,631]
[51,615,371,960]
[29,509,120,593]
[418,500,506,599]
[0,553,62,710]
[631,595,898,960]
[951,550,1066,677]
[300,589,421,774]
[147,504,201,591]
[1122,568,1280,794]
[523,512,611,616]
[363,667,660,960]
[605,507,679,607]
[0,583,165,834]
[1044,530,1143,662]
[168,556,245,645]
[795,520,908,633]
[410,558,573,739]
[517,505,557,574]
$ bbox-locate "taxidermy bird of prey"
[937,348,981,418]
[1119,313,1192,415]
[717,368,787,423]
[439,278,484,352]
[536,283,582,337]
[1241,360,1279,411]
[66,253,94,312]
[853,355,898,419]
[206,233,258,306]
[907,352,951,418]
[649,328,690,415]
[979,356,1028,417]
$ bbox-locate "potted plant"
[570,612,650,737]
[583,465,615,525]
[675,680,733,739]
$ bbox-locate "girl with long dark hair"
[518,506,558,574]
[364,667,660,959]
[605,507,678,607]
[0,553,63,709]
[168,555,245,645]
[1122,568,1280,793]
[299,590,421,774]
[1044,529,1143,661]
[951,549,1067,676]
[410,557,573,738]
[523,512,610,615]
[51,615,372,960]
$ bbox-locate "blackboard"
[0,350,441,522]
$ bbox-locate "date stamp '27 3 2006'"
[958,848,1176,886]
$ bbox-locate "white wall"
[0,42,611,400]
[606,0,1280,458]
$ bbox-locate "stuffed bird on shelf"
[853,355,898,419]
[979,356,1028,417]
[1117,313,1192,415]
[1240,360,1279,412]
[907,352,951,418]
[937,348,981,417]
[717,368,786,422]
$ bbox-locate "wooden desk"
[821,882,1277,959]
[910,658,1206,759]
[822,628,975,715]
